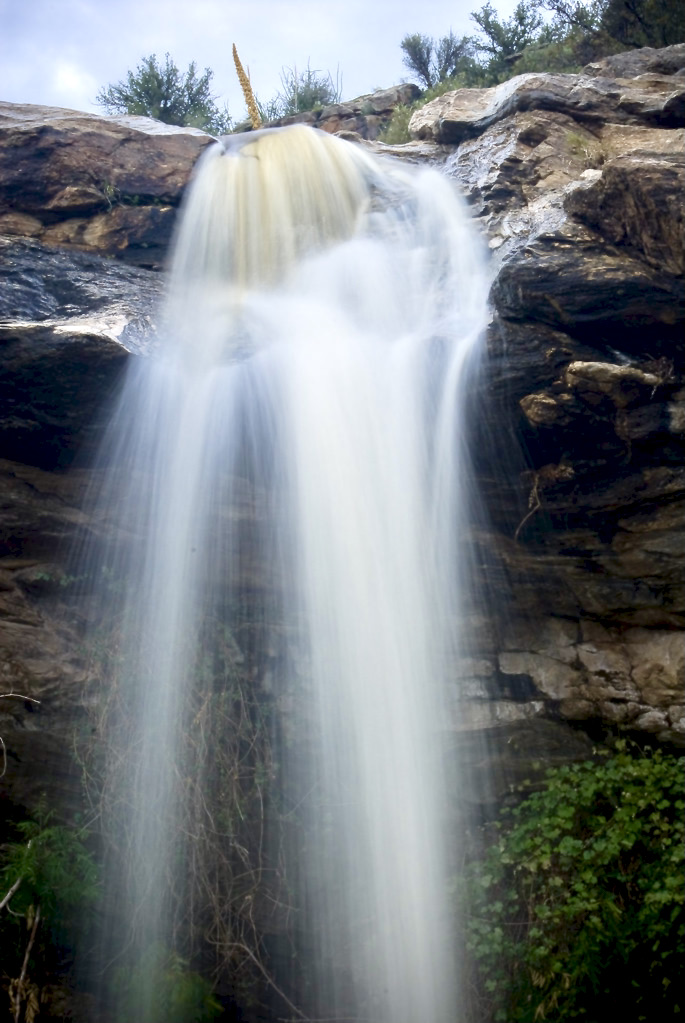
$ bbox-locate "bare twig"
[229,941,307,1020]
[514,462,574,542]
[0,874,23,912]
[514,473,542,543]
[83,612,293,1011]
[13,903,41,1023]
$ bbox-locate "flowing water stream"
[87,125,488,1022]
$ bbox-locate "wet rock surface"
[0,235,161,467]
[0,459,93,811]
[0,48,683,817]
[0,234,163,809]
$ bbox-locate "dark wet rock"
[448,110,604,218]
[491,236,683,337]
[39,202,178,266]
[445,110,684,284]
[447,717,597,810]
[0,236,161,466]
[564,151,684,275]
[434,49,685,744]
[0,457,96,811]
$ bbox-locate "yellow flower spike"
[232,44,262,130]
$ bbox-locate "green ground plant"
[462,741,684,1022]
[112,944,222,1023]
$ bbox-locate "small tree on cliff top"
[401,31,476,87]
[96,53,232,135]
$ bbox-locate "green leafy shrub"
[112,943,222,1023]
[256,62,343,123]
[397,0,685,101]
[0,805,98,918]
[471,1,545,82]
[463,742,684,1022]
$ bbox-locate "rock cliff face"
[403,45,684,747]
[0,49,683,818]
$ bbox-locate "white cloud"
[50,60,100,110]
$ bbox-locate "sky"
[0,0,520,122]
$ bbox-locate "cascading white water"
[87,125,488,1021]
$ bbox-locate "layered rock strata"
[408,46,684,743]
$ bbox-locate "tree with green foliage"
[462,742,684,1022]
[475,0,685,77]
[96,53,232,135]
[471,1,546,80]
[397,0,684,103]
[400,31,477,88]
[543,0,685,48]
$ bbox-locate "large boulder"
[583,42,685,78]
[409,66,685,144]
[0,103,212,267]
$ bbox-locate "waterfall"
[86,125,488,1022]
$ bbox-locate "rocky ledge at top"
[0,47,683,812]
[0,85,417,270]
